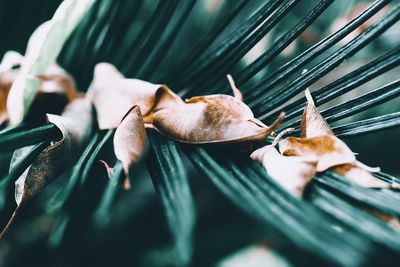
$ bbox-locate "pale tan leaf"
[90,63,169,129]
[279,135,355,172]
[301,88,333,138]
[251,144,317,197]
[24,73,78,123]
[114,105,148,178]
[226,74,243,101]
[368,209,400,232]
[34,62,77,101]
[15,98,92,204]
[152,89,284,144]
[297,88,388,188]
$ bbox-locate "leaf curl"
[251,143,317,196]
[91,66,281,144]
[280,88,388,189]
[0,98,92,238]
[301,88,333,138]
[15,98,92,203]
[113,105,149,186]
[151,85,284,144]
[90,63,168,130]
[279,135,356,172]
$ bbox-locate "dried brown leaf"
[16,98,92,203]
[114,105,148,179]
[0,98,92,238]
[296,88,387,188]
[152,89,284,144]
[301,88,333,138]
[226,74,243,101]
[90,64,281,144]
[369,210,400,232]
[279,135,356,172]
[251,129,318,196]
[90,63,169,129]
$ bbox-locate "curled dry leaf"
[0,51,77,125]
[98,160,114,177]
[301,88,333,138]
[251,128,317,196]
[26,72,78,123]
[227,74,243,101]
[0,98,92,238]
[151,86,285,144]
[91,65,281,144]
[113,105,149,188]
[251,141,317,197]
[279,135,356,172]
[282,88,387,188]
[90,63,168,129]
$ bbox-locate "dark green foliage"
[0,124,59,152]
[147,131,196,266]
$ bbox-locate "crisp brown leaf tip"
[113,105,149,187]
[227,74,243,101]
[151,76,284,144]
[301,88,333,138]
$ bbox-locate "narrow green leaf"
[91,161,123,227]
[314,172,400,217]
[147,131,196,266]
[334,112,400,138]
[309,185,400,253]
[46,132,101,214]
[0,124,58,152]
[183,145,375,267]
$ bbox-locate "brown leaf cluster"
[90,63,283,184]
[251,88,390,197]
[0,51,77,126]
